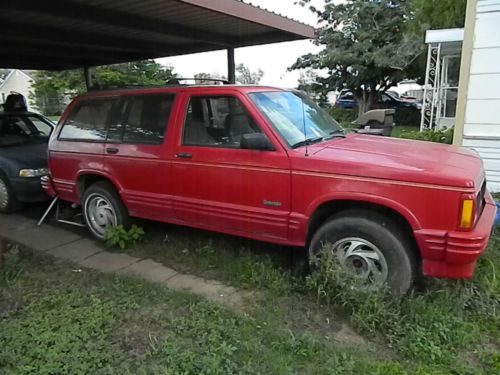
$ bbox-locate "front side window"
[0,115,52,146]
[59,98,115,141]
[249,91,344,148]
[29,116,54,136]
[182,96,262,148]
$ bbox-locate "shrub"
[399,127,454,144]
[104,224,145,250]
[329,107,358,126]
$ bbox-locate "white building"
[0,69,36,110]
[454,0,500,192]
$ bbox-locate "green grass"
[390,125,419,138]
[46,116,60,123]
[0,247,412,374]
[1,227,499,374]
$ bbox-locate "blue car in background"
[335,92,358,109]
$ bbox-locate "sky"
[157,0,324,88]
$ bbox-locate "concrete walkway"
[0,214,245,309]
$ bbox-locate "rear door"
[171,90,291,241]
[49,96,117,203]
[103,93,176,220]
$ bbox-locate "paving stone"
[1,221,81,251]
[0,214,33,232]
[2,215,249,311]
[79,251,140,273]
[46,238,102,262]
[119,259,178,283]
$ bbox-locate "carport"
[0,0,314,86]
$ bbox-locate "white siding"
[463,1,500,192]
[0,70,36,111]
[477,0,500,12]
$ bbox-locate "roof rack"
[165,77,230,85]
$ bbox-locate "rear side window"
[121,94,174,145]
[59,98,115,141]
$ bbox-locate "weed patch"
[305,234,500,371]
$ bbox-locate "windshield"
[0,114,54,147]
[248,91,344,147]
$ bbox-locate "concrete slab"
[0,214,32,232]
[119,259,178,283]
[2,215,248,310]
[1,221,81,251]
[46,238,102,262]
[79,251,140,273]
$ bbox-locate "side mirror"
[240,133,274,151]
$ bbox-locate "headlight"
[19,168,49,178]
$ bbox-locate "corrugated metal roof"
[0,0,314,70]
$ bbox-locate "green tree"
[292,0,421,115]
[411,0,466,31]
[235,64,264,85]
[30,60,175,116]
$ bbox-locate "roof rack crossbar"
[166,77,229,85]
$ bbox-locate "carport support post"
[227,48,235,84]
[83,66,93,91]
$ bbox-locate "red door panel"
[171,92,291,241]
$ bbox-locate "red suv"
[44,85,497,294]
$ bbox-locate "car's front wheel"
[82,181,130,240]
[0,174,22,214]
[308,210,417,295]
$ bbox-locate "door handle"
[175,153,192,159]
[106,147,119,154]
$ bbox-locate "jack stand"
[37,196,87,228]
[37,196,58,226]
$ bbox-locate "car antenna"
[301,95,309,157]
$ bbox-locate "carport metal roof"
[0,0,315,71]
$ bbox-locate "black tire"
[0,173,22,214]
[308,209,417,295]
[82,181,130,240]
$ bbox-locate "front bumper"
[10,176,49,203]
[414,194,497,279]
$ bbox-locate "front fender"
[306,191,422,230]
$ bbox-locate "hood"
[0,141,48,170]
[291,134,483,189]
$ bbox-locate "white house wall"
[0,70,35,111]
[463,0,500,192]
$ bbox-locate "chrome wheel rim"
[0,179,9,210]
[331,237,388,285]
[84,193,117,238]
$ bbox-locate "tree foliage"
[235,64,264,85]
[30,60,175,115]
[411,0,466,31]
[292,0,421,114]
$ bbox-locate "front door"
[171,92,291,241]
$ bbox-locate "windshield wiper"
[324,129,346,140]
[291,136,324,149]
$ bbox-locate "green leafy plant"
[399,127,454,144]
[104,224,145,250]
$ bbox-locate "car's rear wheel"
[0,174,22,214]
[308,210,417,295]
[82,181,130,240]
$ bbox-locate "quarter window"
[182,96,262,148]
[59,98,115,141]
